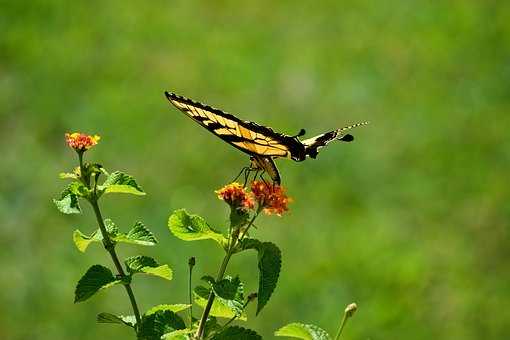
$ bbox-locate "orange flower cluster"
[251,181,291,216]
[65,132,100,151]
[215,182,254,210]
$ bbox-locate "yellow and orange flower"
[251,181,291,216]
[216,182,254,210]
[65,132,100,151]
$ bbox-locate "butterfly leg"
[242,167,253,187]
[259,172,270,186]
[232,166,250,183]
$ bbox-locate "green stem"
[334,312,348,340]
[90,197,142,328]
[77,152,142,328]
[188,257,195,327]
[237,210,260,242]
[194,212,260,339]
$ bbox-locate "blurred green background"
[1,1,509,339]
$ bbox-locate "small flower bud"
[345,302,357,318]
[188,257,196,267]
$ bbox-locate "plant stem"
[194,212,259,339]
[194,249,233,339]
[90,198,142,327]
[237,211,260,242]
[188,257,195,327]
[77,150,142,328]
[334,312,349,340]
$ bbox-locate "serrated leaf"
[73,229,102,252]
[125,256,172,281]
[113,221,157,246]
[161,329,193,340]
[145,304,191,316]
[201,275,216,286]
[241,239,282,314]
[74,265,121,303]
[104,218,119,235]
[138,310,186,340]
[168,209,227,246]
[68,181,90,197]
[99,171,145,195]
[211,276,244,316]
[211,326,262,340]
[193,286,247,321]
[53,183,83,214]
[59,172,78,179]
[275,323,331,340]
[203,316,222,338]
[97,312,136,328]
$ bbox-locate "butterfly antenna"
[339,121,370,132]
[337,121,369,142]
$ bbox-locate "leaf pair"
[74,256,172,303]
[54,171,145,214]
[73,220,157,252]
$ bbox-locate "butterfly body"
[250,155,281,185]
[165,91,367,184]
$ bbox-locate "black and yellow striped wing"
[165,92,305,160]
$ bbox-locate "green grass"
[1,1,509,339]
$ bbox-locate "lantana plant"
[55,133,357,339]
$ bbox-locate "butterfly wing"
[165,92,305,160]
[301,122,369,159]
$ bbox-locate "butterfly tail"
[302,121,369,159]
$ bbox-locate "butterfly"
[165,91,368,185]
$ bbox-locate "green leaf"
[104,218,119,235]
[138,310,186,340]
[53,183,85,214]
[74,265,122,303]
[161,329,193,340]
[97,312,136,328]
[193,286,247,321]
[241,239,282,315]
[113,221,157,246]
[68,181,90,197]
[168,209,227,246]
[73,229,102,252]
[201,275,216,286]
[59,172,78,179]
[211,326,262,340]
[203,316,222,338]
[99,171,145,195]
[275,323,331,340]
[145,304,191,316]
[211,276,244,316]
[125,256,172,281]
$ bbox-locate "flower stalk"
[75,139,142,329]
[334,303,357,340]
[194,209,261,339]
